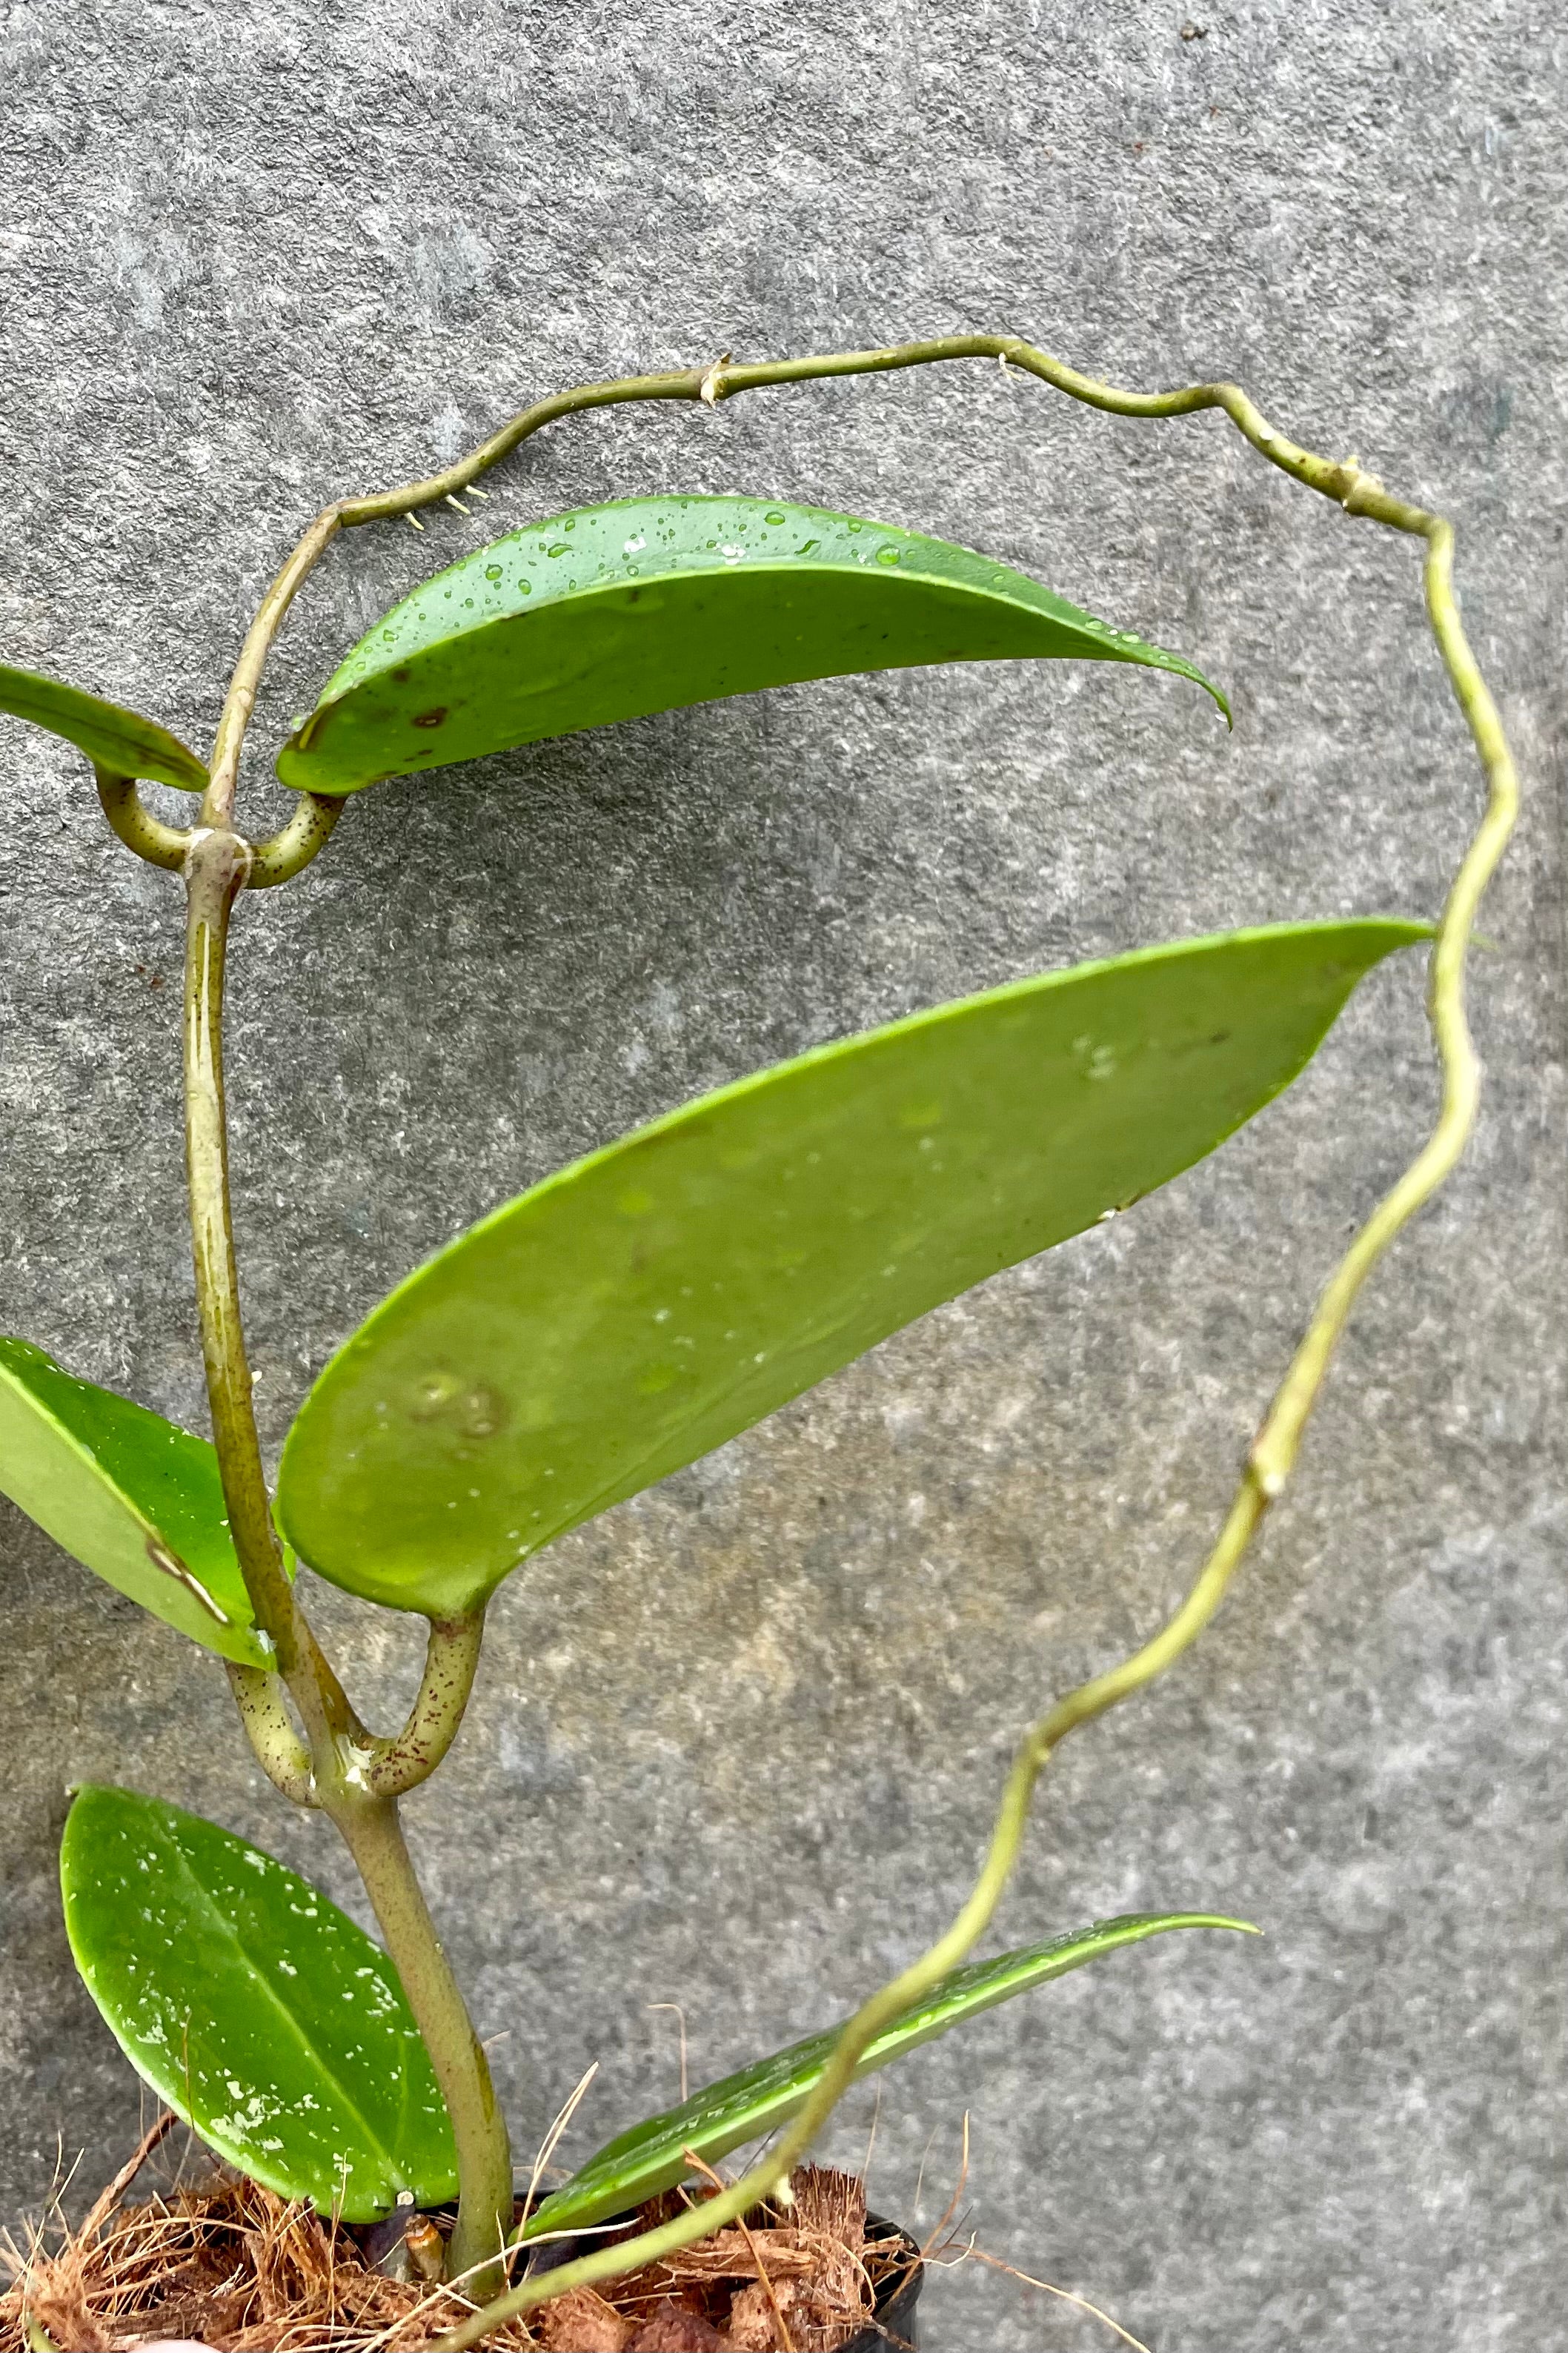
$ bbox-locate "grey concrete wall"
[1,4,1564,2346]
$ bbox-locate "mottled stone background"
[1,3,1564,2346]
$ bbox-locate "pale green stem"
[248,789,348,888]
[95,766,190,871]
[225,1661,314,1805]
[322,1791,514,2292]
[182,826,513,2287]
[99,768,343,889]
[366,1612,488,1799]
[170,334,1513,2343]
[183,831,320,1696]
[202,508,344,829]
[422,359,1515,2350]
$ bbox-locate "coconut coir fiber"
[0,2140,912,2352]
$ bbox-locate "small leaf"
[274,494,1228,795]
[277,919,1426,1617]
[523,1912,1258,2239]
[61,1787,457,2222]
[0,1339,271,1667]
[0,660,208,791]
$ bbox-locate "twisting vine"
[101,333,1514,2333]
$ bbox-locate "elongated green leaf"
[524,1912,1257,2239]
[61,1786,457,2222]
[0,659,208,791]
[274,494,1228,795]
[0,1339,271,1667]
[278,920,1425,1616]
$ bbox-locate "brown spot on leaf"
[411,707,448,729]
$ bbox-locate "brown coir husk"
[0,2126,911,2353]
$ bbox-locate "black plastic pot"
[522,2206,924,2350]
[844,2213,924,2350]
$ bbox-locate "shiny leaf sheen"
[0,659,208,791]
[0,1338,270,1667]
[277,920,1426,1616]
[525,1912,1258,2239]
[274,494,1228,795]
[61,1787,457,2222]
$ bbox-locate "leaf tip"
[1193,668,1232,729]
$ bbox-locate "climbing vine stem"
[248,342,1507,2351]
[182,833,514,2290]
[170,336,1514,2340]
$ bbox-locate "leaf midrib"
[144,1819,411,2192]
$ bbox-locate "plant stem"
[95,767,191,871]
[248,789,348,889]
[200,336,1431,792]
[367,1612,488,1799]
[416,351,1517,2349]
[183,830,315,1692]
[225,1662,314,1805]
[202,509,344,829]
[325,1791,514,2295]
[182,824,513,2282]
[175,333,1515,2345]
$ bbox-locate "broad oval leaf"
[523,1912,1258,2240]
[61,1786,458,2222]
[274,494,1228,795]
[0,659,208,791]
[0,1338,271,1667]
[277,920,1426,1616]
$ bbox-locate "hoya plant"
[0,335,1513,2349]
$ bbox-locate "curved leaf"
[0,1338,271,1667]
[274,494,1228,795]
[0,659,208,791]
[524,1912,1258,2239]
[61,1786,457,2222]
[277,919,1426,1616]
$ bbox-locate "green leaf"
[277,919,1426,1616]
[273,494,1228,795]
[0,660,208,791]
[523,1912,1258,2239]
[0,1339,272,1667]
[60,1786,457,2222]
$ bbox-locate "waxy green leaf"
[277,920,1426,1617]
[61,1787,458,2222]
[274,494,1228,795]
[0,659,208,791]
[524,1912,1258,2239]
[0,1338,270,1667]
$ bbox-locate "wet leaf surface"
[275,494,1227,794]
[62,1787,457,2222]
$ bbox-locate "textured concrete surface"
[1,4,1564,2346]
